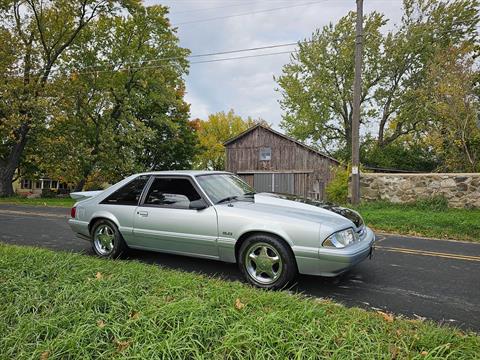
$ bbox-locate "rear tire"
[91,219,127,258]
[238,234,297,290]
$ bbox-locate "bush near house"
[1,244,479,359]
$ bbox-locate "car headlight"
[323,228,359,248]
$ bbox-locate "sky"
[146,0,405,129]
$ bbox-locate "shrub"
[326,166,349,204]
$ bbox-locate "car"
[68,171,375,289]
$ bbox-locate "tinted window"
[144,177,201,209]
[101,175,149,205]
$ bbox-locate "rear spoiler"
[70,190,103,201]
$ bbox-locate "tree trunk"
[0,171,15,197]
[0,123,30,197]
[74,178,86,192]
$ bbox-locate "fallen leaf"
[114,339,131,352]
[40,351,49,360]
[420,350,428,356]
[95,272,103,280]
[234,298,245,310]
[165,295,175,302]
[129,311,139,320]
[97,320,105,328]
[389,345,399,359]
[377,310,394,322]
[396,330,402,336]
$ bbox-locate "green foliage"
[34,5,193,188]
[2,243,480,358]
[0,0,135,195]
[417,45,480,172]
[326,166,349,204]
[276,0,479,172]
[276,12,385,156]
[194,110,261,170]
[360,136,439,172]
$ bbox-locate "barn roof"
[223,124,340,164]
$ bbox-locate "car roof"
[136,170,231,177]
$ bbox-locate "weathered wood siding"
[226,126,339,200]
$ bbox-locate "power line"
[76,50,295,75]
[15,41,303,76]
[175,1,325,26]
[190,50,293,64]
[170,1,257,15]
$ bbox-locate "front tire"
[91,219,126,258]
[238,234,297,290]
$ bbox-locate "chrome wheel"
[93,224,115,256]
[244,242,283,285]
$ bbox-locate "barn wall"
[226,126,339,200]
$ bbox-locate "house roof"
[223,124,340,164]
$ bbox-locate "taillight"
[71,206,76,218]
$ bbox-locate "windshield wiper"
[243,192,256,197]
[216,196,239,204]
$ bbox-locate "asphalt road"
[1,204,479,332]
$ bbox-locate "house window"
[259,147,271,161]
[51,181,58,189]
[21,179,32,189]
[43,180,51,189]
[35,181,42,189]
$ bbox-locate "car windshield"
[196,174,255,204]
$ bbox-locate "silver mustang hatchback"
[68,171,375,289]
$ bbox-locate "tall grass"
[1,244,478,359]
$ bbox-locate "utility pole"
[351,0,363,205]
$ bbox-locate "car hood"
[253,193,364,228]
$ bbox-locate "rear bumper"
[296,227,375,277]
[68,218,90,241]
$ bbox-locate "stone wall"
[360,173,480,208]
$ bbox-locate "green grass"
[0,196,75,207]
[356,201,480,242]
[1,244,478,359]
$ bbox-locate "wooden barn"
[224,124,340,200]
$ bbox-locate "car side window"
[144,177,201,209]
[101,175,150,206]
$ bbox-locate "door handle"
[137,211,148,217]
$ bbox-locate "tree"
[194,110,259,170]
[0,0,134,196]
[276,11,385,158]
[276,0,479,167]
[374,0,479,148]
[420,45,480,172]
[18,4,194,190]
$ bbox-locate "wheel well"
[234,231,296,264]
[88,217,112,235]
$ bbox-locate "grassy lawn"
[1,244,478,359]
[0,196,75,207]
[356,201,480,242]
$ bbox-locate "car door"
[98,175,150,244]
[131,176,219,259]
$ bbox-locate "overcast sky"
[146,0,405,129]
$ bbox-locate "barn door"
[253,173,295,194]
[254,173,273,192]
[274,173,294,194]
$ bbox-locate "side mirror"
[189,199,208,210]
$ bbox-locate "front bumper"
[296,227,375,277]
[68,218,91,241]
